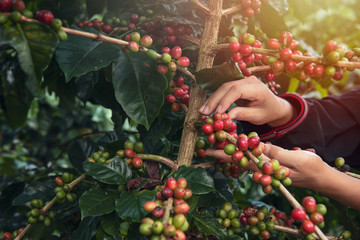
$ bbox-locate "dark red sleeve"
[242,86,360,170]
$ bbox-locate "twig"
[193,1,210,15]
[162,197,174,225]
[345,171,360,179]
[225,132,328,240]
[135,154,178,172]
[14,174,87,240]
[177,66,197,82]
[248,65,271,73]
[222,4,242,16]
[192,161,216,168]
[273,225,336,240]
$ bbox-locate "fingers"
[227,107,266,124]
[263,144,297,168]
[205,148,232,161]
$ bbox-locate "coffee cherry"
[177,56,190,67]
[168,62,177,72]
[291,208,306,221]
[10,11,21,22]
[324,40,338,53]
[285,60,297,72]
[279,48,292,61]
[2,232,13,240]
[162,53,172,64]
[166,178,178,190]
[152,206,165,218]
[173,229,186,240]
[161,187,173,199]
[51,18,62,31]
[274,168,286,180]
[0,14,8,24]
[174,202,190,214]
[128,41,139,52]
[215,130,227,142]
[0,0,12,12]
[332,68,344,81]
[140,35,153,47]
[303,197,317,213]
[55,176,64,186]
[326,51,340,63]
[202,123,213,135]
[310,212,324,225]
[325,65,336,76]
[171,103,180,112]
[229,41,240,52]
[340,230,352,240]
[157,64,168,74]
[177,177,187,188]
[240,44,252,56]
[236,136,248,151]
[139,223,152,236]
[268,39,280,50]
[37,10,54,24]
[171,46,182,59]
[302,219,315,234]
[262,162,273,175]
[132,157,143,168]
[335,157,345,168]
[259,174,272,186]
[252,171,263,183]
[248,136,260,149]
[134,142,144,153]
[183,188,192,200]
[314,65,325,77]
[280,31,293,46]
[282,177,292,186]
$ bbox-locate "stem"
[176,0,224,166]
[273,225,336,240]
[14,174,87,240]
[194,1,211,15]
[248,65,271,73]
[193,161,216,168]
[162,197,174,225]
[225,133,328,240]
[135,154,178,171]
[178,35,201,46]
[345,171,360,179]
[222,4,242,16]
[177,66,197,82]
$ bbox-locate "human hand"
[199,77,296,127]
[263,144,330,190]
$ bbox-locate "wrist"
[267,98,297,128]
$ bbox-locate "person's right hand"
[199,77,296,127]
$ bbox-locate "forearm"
[314,166,360,211]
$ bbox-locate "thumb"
[263,143,296,168]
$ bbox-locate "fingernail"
[199,105,205,113]
[203,106,209,114]
[215,105,222,113]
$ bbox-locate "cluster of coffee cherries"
[239,205,278,239]
[76,18,113,34]
[88,150,110,164]
[289,196,327,238]
[215,202,242,236]
[26,198,56,226]
[2,228,24,240]
[165,76,190,112]
[116,140,144,169]
[228,33,263,76]
[237,0,268,18]
[139,178,192,240]
[252,157,292,194]
[0,0,67,41]
[334,156,351,172]
[54,172,77,203]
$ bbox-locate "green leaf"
[79,187,116,218]
[0,22,59,95]
[115,190,155,222]
[68,139,97,172]
[112,52,167,130]
[192,212,227,238]
[175,166,215,194]
[12,179,55,206]
[56,26,122,82]
[71,216,100,240]
[83,157,132,185]
[195,62,243,92]
[100,212,122,239]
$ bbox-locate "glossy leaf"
[83,157,132,185]
[192,212,227,238]
[0,22,59,95]
[195,62,243,92]
[56,26,122,82]
[71,216,100,240]
[112,52,167,130]
[79,187,116,218]
[175,166,215,194]
[68,139,97,172]
[115,190,155,222]
[100,212,122,239]
[12,179,56,206]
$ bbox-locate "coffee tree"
[1,0,360,239]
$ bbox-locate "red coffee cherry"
[262,162,273,175]
[177,56,190,67]
[240,44,253,56]
[166,94,176,103]
[301,219,315,234]
[174,202,190,214]
[132,157,143,168]
[0,0,12,12]
[291,208,306,221]
[37,10,54,24]
[171,46,182,59]
[177,177,187,188]
[143,201,157,212]
[268,38,281,50]
[202,123,214,135]
[152,206,165,218]
[310,212,324,225]
[166,178,178,190]
[280,31,293,46]
[279,48,292,61]
[229,41,241,52]
[12,0,25,12]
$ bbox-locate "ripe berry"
[279,48,292,61]
[285,60,297,72]
[143,201,157,212]
[166,178,178,190]
[140,35,153,47]
[236,136,248,151]
[252,171,263,183]
[280,31,293,46]
[183,188,193,200]
[301,219,315,234]
[0,0,12,12]
[37,10,54,24]
[213,120,224,131]
[248,136,260,149]
[2,232,13,240]
[332,68,344,81]
[124,148,135,158]
[132,157,143,168]
[177,56,190,67]
[262,162,273,175]
[268,38,280,50]
[171,46,182,59]
[174,229,186,240]
[177,177,187,188]
[232,52,242,62]
[174,202,190,214]
[152,206,165,218]
[314,65,325,77]
[127,41,139,52]
[55,176,64,186]
[202,123,214,135]
[303,198,317,213]
[157,64,168,74]
[324,40,338,53]
[166,94,176,103]
[260,174,272,186]
[240,44,252,56]
[12,0,25,12]
[129,13,139,24]
[310,212,324,225]
[229,41,241,52]
[161,187,173,199]
[291,208,306,221]
[174,187,186,199]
